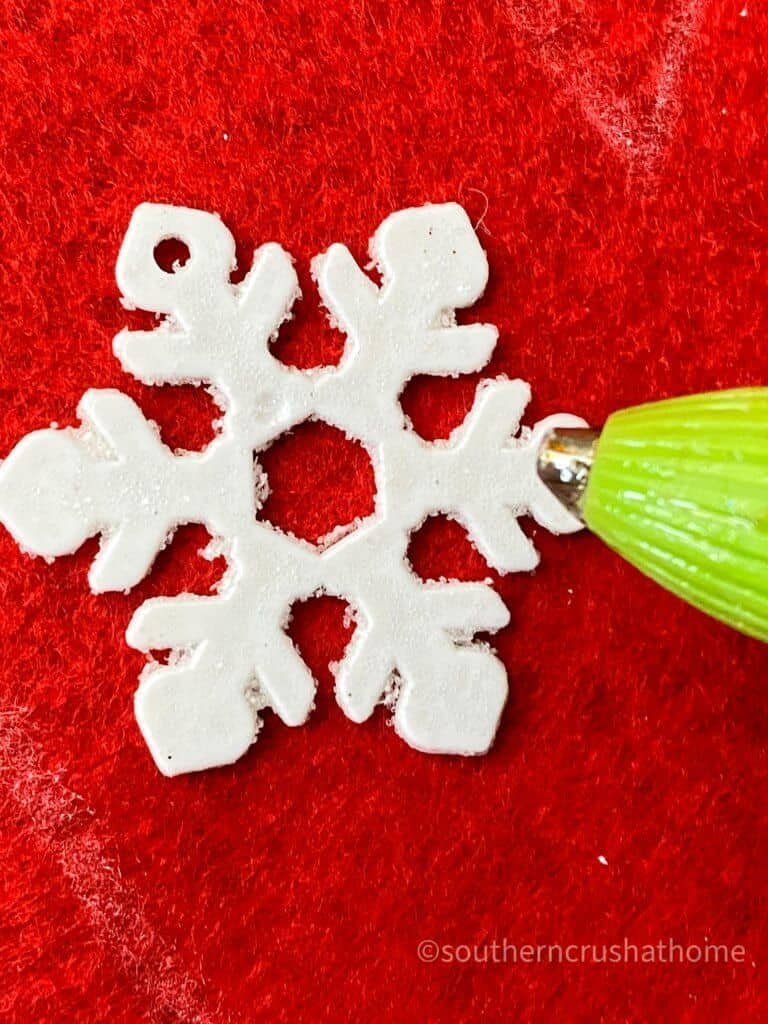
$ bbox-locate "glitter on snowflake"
[0,202,584,775]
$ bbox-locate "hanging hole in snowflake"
[153,237,191,274]
[257,420,376,548]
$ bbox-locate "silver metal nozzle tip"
[536,427,600,522]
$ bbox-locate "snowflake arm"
[311,203,498,444]
[0,389,245,593]
[332,563,510,755]
[436,378,587,571]
[114,204,307,445]
[126,526,321,775]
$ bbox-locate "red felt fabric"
[1,1,767,1021]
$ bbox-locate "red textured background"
[1,1,767,1021]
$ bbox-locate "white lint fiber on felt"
[0,202,584,775]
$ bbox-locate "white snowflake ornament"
[0,202,584,775]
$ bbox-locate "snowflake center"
[257,421,376,548]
